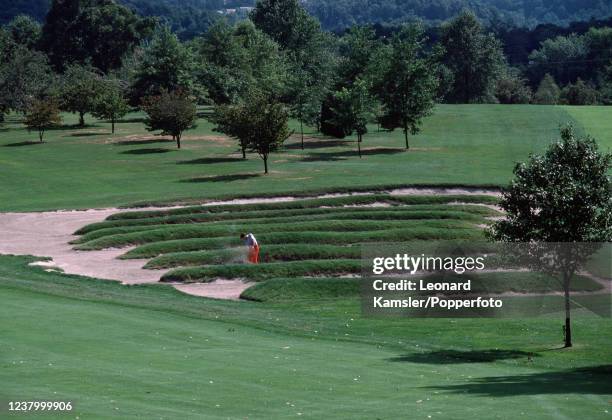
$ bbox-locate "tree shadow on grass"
[177,157,244,165]
[301,147,405,162]
[120,148,173,155]
[115,117,145,124]
[180,174,260,183]
[114,139,174,146]
[48,124,99,131]
[3,141,43,147]
[424,365,612,396]
[389,349,538,364]
[284,139,353,150]
[67,132,104,137]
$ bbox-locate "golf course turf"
[1,104,611,418]
[1,256,610,418]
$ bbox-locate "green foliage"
[561,79,600,105]
[212,90,291,173]
[0,46,55,113]
[194,20,287,105]
[142,89,197,148]
[6,14,41,48]
[494,70,532,104]
[40,0,154,72]
[440,11,505,103]
[59,64,105,126]
[23,98,62,142]
[330,78,376,157]
[378,24,439,149]
[130,25,195,103]
[533,74,561,105]
[490,125,611,243]
[92,79,129,134]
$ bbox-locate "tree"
[92,79,129,134]
[131,25,195,104]
[494,70,532,104]
[440,11,505,103]
[250,0,321,52]
[194,20,287,105]
[142,90,197,149]
[40,0,154,72]
[24,98,62,142]
[533,73,561,104]
[489,125,612,347]
[561,78,599,105]
[60,64,105,126]
[378,24,439,149]
[527,34,588,86]
[330,78,376,158]
[0,46,55,114]
[212,91,292,173]
[6,15,41,48]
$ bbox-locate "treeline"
[1,0,611,171]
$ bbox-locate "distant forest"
[2,0,612,37]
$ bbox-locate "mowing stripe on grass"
[76,204,499,235]
[123,227,483,259]
[75,219,477,250]
[144,244,363,269]
[107,194,499,220]
[160,259,362,282]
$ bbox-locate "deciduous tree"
[378,24,439,149]
[24,98,62,142]
[92,79,129,134]
[489,125,612,347]
[142,90,197,149]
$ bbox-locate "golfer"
[240,232,260,264]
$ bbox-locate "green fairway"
[1,256,611,419]
[1,104,610,212]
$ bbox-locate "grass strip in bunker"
[106,194,499,221]
[144,244,363,268]
[160,259,362,282]
[75,204,499,236]
[74,219,478,250]
[123,227,483,259]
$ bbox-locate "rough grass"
[144,244,362,268]
[74,218,479,250]
[160,259,362,282]
[106,194,499,221]
[75,204,499,235]
[122,227,484,259]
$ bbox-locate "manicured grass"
[2,104,609,212]
[2,256,611,418]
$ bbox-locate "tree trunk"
[300,120,304,150]
[111,119,115,134]
[176,134,181,149]
[39,129,44,142]
[404,128,410,150]
[79,112,85,127]
[263,155,268,174]
[357,133,362,158]
[563,271,572,347]
[242,144,246,159]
